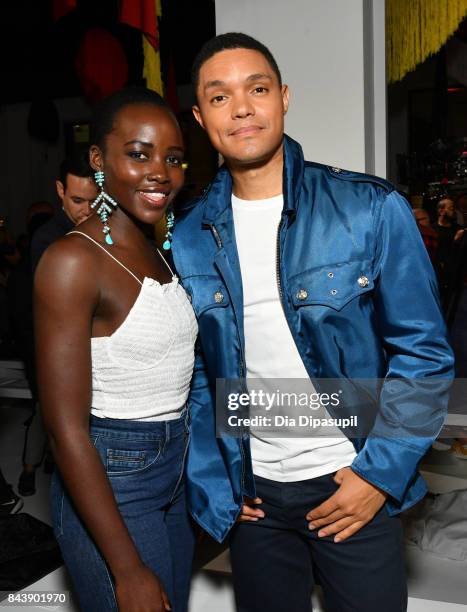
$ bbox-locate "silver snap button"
[214,291,224,303]
[297,289,308,301]
[357,276,369,288]
[331,166,342,173]
[330,289,338,296]
[327,272,334,279]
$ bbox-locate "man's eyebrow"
[124,140,154,147]
[246,73,272,82]
[204,73,272,91]
[204,79,225,91]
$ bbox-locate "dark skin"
[34,103,186,612]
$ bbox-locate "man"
[172,33,454,612]
[434,196,465,308]
[30,155,97,272]
[413,207,438,263]
[18,154,96,497]
[435,196,464,249]
[455,193,467,227]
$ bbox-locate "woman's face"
[91,103,185,225]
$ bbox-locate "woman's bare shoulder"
[34,232,102,298]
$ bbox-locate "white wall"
[215,0,386,175]
[363,0,387,176]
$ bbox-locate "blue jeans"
[50,410,195,612]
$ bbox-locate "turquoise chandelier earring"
[91,170,118,245]
[162,210,175,251]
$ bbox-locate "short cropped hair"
[191,32,282,92]
[58,153,94,187]
[90,86,172,151]
[437,196,454,211]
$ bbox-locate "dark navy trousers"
[229,473,407,612]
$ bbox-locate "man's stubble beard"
[224,138,284,173]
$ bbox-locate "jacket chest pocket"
[288,260,374,311]
[182,275,231,318]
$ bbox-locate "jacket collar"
[201,133,305,225]
[57,206,75,231]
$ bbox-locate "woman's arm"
[34,238,170,611]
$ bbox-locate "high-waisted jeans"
[50,410,195,612]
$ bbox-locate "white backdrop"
[215,0,386,176]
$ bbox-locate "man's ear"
[192,105,205,131]
[281,85,290,115]
[89,145,103,172]
[56,180,65,200]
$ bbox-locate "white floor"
[1,399,467,611]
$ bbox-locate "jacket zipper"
[211,222,247,495]
[276,217,285,304]
[276,215,321,386]
[210,223,245,378]
[210,224,223,249]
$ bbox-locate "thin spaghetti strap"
[156,248,176,277]
[67,230,143,286]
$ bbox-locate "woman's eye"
[128,151,148,160]
[166,156,183,167]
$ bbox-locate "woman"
[34,88,197,612]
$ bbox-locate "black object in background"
[0,513,63,598]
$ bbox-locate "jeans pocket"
[107,449,147,473]
[94,438,162,477]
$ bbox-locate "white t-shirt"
[232,193,356,481]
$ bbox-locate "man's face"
[56,174,97,225]
[438,198,455,220]
[414,209,431,227]
[193,48,289,167]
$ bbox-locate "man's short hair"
[191,32,282,92]
[414,208,430,221]
[58,153,94,188]
[437,196,454,211]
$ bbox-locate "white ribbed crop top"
[68,231,198,421]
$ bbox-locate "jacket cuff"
[351,436,428,502]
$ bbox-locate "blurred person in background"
[434,196,465,303]
[15,155,96,498]
[31,154,96,272]
[6,207,54,494]
[454,193,467,227]
[413,208,438,264]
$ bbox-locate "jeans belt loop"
[184,403,191,430]
[165,420,170,445]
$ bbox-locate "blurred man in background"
[17,154,96,496]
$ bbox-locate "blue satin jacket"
[172,135,454,543]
